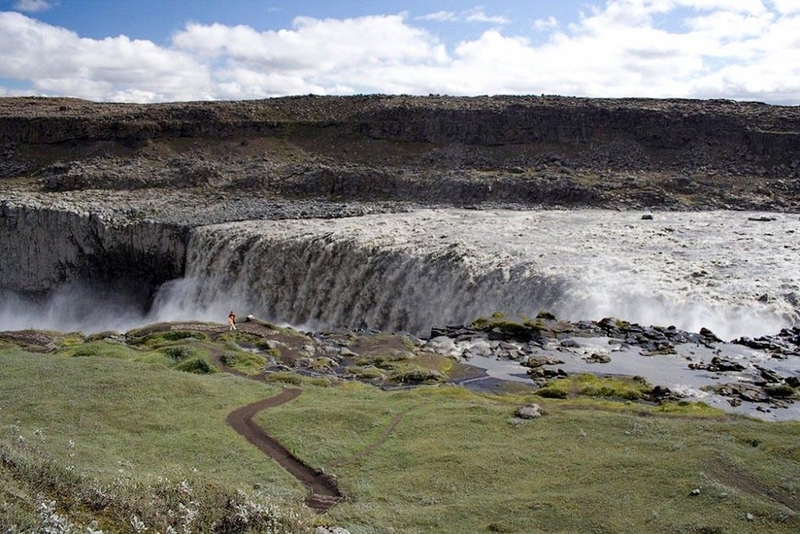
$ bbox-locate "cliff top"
[1,94,798,129]
[1,95,799,215]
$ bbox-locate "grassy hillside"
[259,379,800,533]
[1,329,798,533]
[0,346,315,532]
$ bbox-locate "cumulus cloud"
[0,2,798,103]
[770,0,800,14]
[0,11,212,102]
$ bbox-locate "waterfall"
[149,215,570,335]
[3,207,796,338]
[149,209,800,340]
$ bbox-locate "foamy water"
[3,208,796,420]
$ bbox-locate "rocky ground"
[3,311,797,419]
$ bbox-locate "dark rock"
[755,366,783,384]
[585,353,611,364]
[699,327,723,343]
[522,356,565,368]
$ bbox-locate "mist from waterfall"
[147,226,571,335]
[0,282,150,333]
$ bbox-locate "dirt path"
[133,320,405,513]
[188,331,345,512]
[226,388,344,512]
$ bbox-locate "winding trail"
[193,327,346,512]
[135,321,409,513]
[225,388,344,512]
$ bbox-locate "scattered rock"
[585,353,611,364]
[515,403,543,419]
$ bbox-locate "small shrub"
[60,333,87,346]
[390,367,445,384]
[163,331,206,342]
[536,374,651,401]
[309,377,336,387]
[164,346,196,361]
[351,365,386,380]
[266,372,302,385]
[174,358,216,375]
[70,345,103,358]
[221,351,266,374]
[470,314,545,342]
[535,387,569,399]
[63,341,137,360]
[220,351,240,367]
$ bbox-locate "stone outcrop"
[0,201,185,294]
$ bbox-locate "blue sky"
[1,0,799,104]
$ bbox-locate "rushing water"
[148,209,800,340]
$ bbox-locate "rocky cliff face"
[2,95,799,209]
[0,201,185,294]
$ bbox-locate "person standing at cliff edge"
[228,311,236,331]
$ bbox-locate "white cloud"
[769,0,800,13]
[172,14,448,75]
[0,3,799,104]
[13,0,56,13]
[419,6,509,25]
[0,12,212,102]
[463,7,510,24]
[420,11,457,22]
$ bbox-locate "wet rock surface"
[216,314,799,421]
[3,312,798,420]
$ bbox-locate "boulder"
[515,403,543,419]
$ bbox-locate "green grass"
[0,350,303,493]
[536,373,654,400]
[2,333,799,533]
[259,382,800,534]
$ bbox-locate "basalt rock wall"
[0,202,186,294]
[1,95,799,171]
